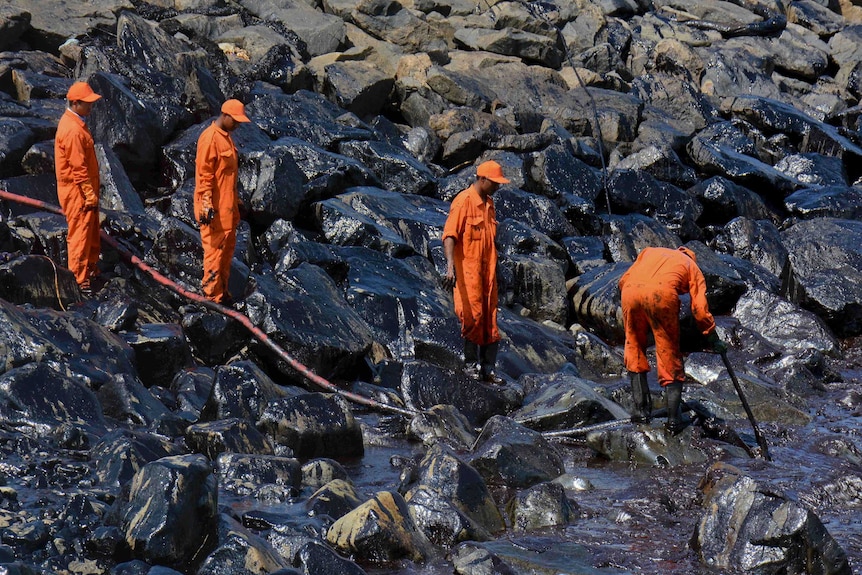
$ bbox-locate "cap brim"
[228,113,251,123]
[79,93,102,102]
[488,176,510,184]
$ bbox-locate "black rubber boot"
[463,340,480,379]
[664,381,685,435]
[479,342,503,384]
[629,371,652,423]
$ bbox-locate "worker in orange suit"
[619,246,727,434]
[442,160,510,384]
[55,81,102,295]
[194,99,250,305]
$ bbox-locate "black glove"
[706,331,727,354]
[200,207,215,226]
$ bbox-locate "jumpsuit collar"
[211,121,231,138]
[64,107,88,126]
[466,183,492,209]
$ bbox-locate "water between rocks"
[217,360,862,575]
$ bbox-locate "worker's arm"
[688,263,726,352]
[443,236,456,289]
[195,133,217,225]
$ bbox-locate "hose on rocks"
[0,189,418,418]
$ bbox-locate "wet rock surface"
[0,0,859,574]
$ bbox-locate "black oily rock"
[505,481,578,532]
[257,392,364,459]
[185,418,275,459]
[693,463,851,575]
[295,540,367,575]
[1,0,862,572]
[713,216,788,277]
[784,185,862,220]
[781,217,862,336]
[91,429,185,488]
[218,453,302,497]
[408,443,505,535]
[405,485,492,546]
[196,513,291,574]
[688,175,777,225]
[494,188,576,242]
[306,479,363,521]
[399,361,520,427]
[200,360,297,423]
[469,415,565,489]
[117,454,218,568]
[511,373,628,432]
[334,187,449,258]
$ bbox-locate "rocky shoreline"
[0,0,860,574]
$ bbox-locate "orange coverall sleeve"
[687,261,716,336]
[195,130,217,213]
[442,194,465,242]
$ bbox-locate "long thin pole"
[720,351,771,461]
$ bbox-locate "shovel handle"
[720,352,771,461]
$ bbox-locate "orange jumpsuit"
[194,122,240,303]
[442,184,500,346]
[55,109,100,287]
[619,247,716,387]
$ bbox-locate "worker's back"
[619,246,695,295]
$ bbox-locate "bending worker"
[55,81,102,295]
[194,99,250,305]
[442,160,509,384]
[618,246,727,433]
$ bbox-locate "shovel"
[720,351,771,461]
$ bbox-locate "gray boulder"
[322,61,394,118]
[505,481,577,532]
[732,288,839,355]
[693,463,851,575]
[5,0,130,51]
[781,218,862,337]
[239,0,345,56]
[470,415,565,489]
[511,373,630,432]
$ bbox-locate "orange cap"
[221,99,250,122]
[678,246,697,263]
[476,160,510,184]
[66,81,101,103]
